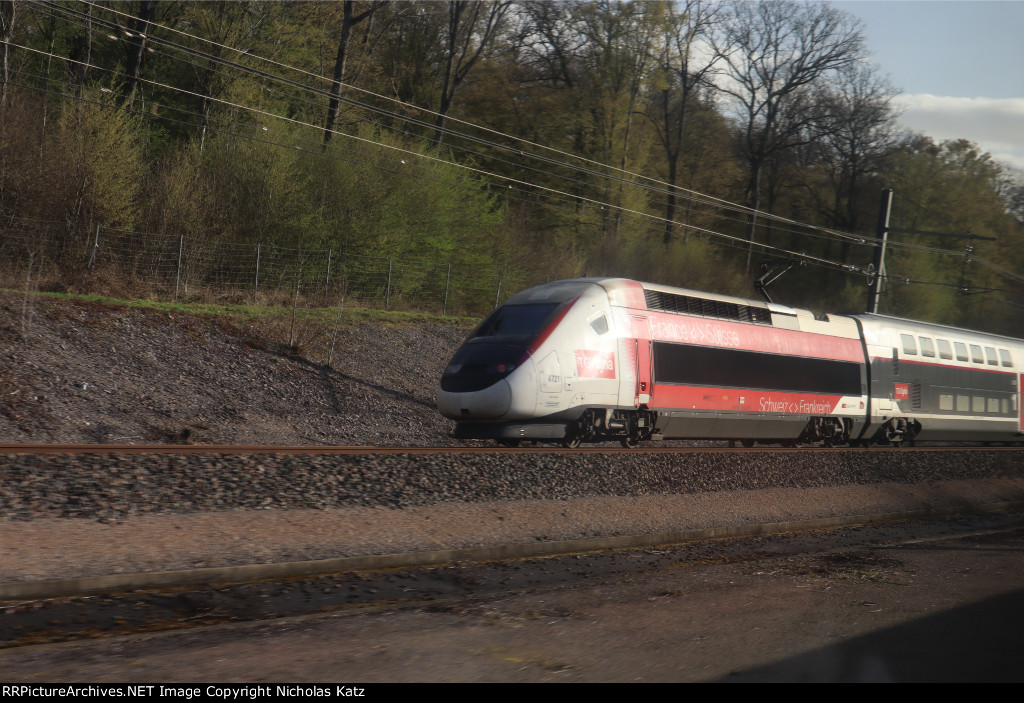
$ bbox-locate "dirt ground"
[1,515,1022,682]
[0,292,470,446]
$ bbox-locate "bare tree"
[185,1,276,149]
[712,0,865,270]
[322,1,385,148]
[433,0,512,145]
[513,0,585,89]
[0,0,18,109]
[805,63,900,233]
[120,0,154,106]
[648,0,721,243]
[68,1,93,90]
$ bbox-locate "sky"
[828,0,1024,171]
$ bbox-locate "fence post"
[254,242,261,296]
[325,248,332,300]
[442,263,452,317]
[174,234,184,300]
[494,271,502,309]
[86,224,100,272]
[288,261,301,349]
[80,224,101,290]
[385,257,393,310]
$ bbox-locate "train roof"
[507,277,784,313]
[504,279,1022,345]
[510,277,785,308]
[852,313,1024,346]
[502,278,607,305]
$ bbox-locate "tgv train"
[437,278,1024,447]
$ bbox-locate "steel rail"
[0,444,1021,455]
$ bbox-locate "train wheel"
[620,436,639,449]
[896,432,917,448]
[740,439,755,448]
[563,435,582,449]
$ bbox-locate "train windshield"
[471,303,559,340]
[441,302,561,393]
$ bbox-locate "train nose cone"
[437,379,512,420]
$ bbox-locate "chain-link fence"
[0,218,524,319]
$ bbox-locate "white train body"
[855,314,1023,442]
[437,278,1024,446]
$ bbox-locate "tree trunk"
[663,160,679,245]
[323,1,378,148]
[744,161,762,274]
[121,0,154,106]
[0,0,16,109]
[433,1,465,146]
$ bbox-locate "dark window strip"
[871,359,1018,393]
[654,342,863,396]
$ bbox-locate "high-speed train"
[437,278,1024,447]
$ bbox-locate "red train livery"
[437,278,1024,447]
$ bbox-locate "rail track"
[2,443,1022,455]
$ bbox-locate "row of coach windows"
[938,394,1016,415]
[900,334,1013,368]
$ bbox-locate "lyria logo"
[575,350,615,378]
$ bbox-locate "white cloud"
[895,94,1024,172]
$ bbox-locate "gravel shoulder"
[2,477,1024,584]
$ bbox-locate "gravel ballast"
[1,449,1022,522]
[1,448,1022,585]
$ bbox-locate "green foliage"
[0,87,145,229]
[310,125,505,263]
[200,123,307,245]
[880,137,1024,334]
[619,230,748,295]
[1,0,1021,333]
[145,140,211,238]
[53,90,146,228]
